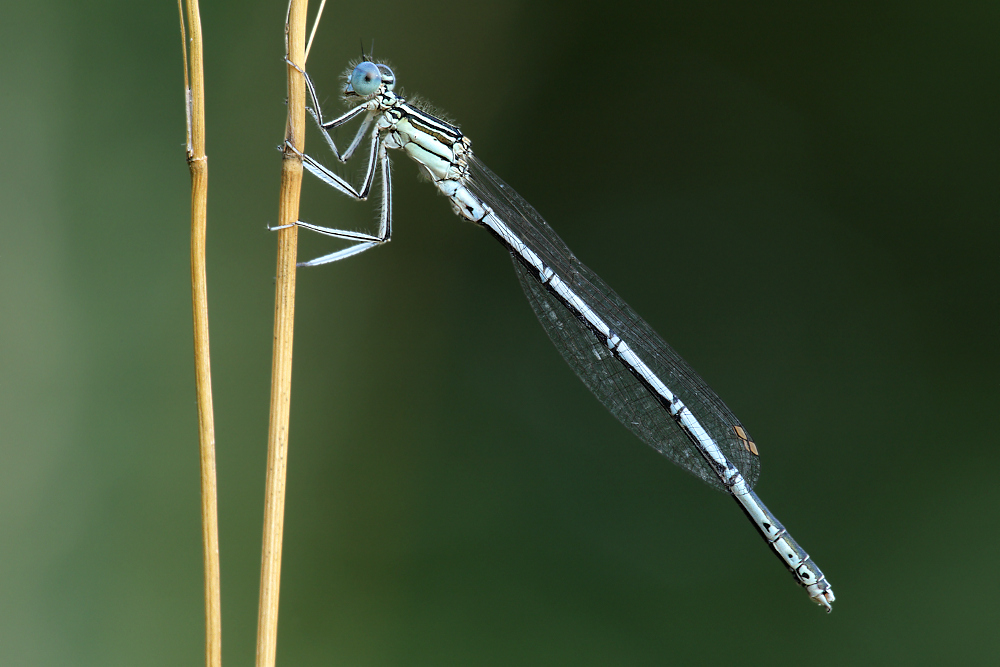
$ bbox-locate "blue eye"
[377,64,395,91]
[350,62,382,96]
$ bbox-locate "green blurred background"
[2,0,997,664]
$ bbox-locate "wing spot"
[734,425,759,455]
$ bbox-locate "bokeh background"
[2,1,997,664]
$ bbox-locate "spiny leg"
[280,139,394,267]
[286,117,380,200]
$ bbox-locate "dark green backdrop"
[1,1,997,664]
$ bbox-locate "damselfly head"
[344,61,395,98]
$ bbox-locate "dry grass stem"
[304,0,328,63]
[178,0,222,665]
[256,1,310,665]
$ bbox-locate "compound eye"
[350,61,382,96]
[377,64,395,91]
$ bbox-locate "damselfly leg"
[278,60,394,266]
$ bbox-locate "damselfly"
[279,56,835,611]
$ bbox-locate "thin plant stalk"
[304,0,327,62]
[256,1,311,665]
[178,0,222,665]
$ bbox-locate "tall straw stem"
[256,1,309,665]
[178,0,222,664]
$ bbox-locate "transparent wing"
[467,157,760,491]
